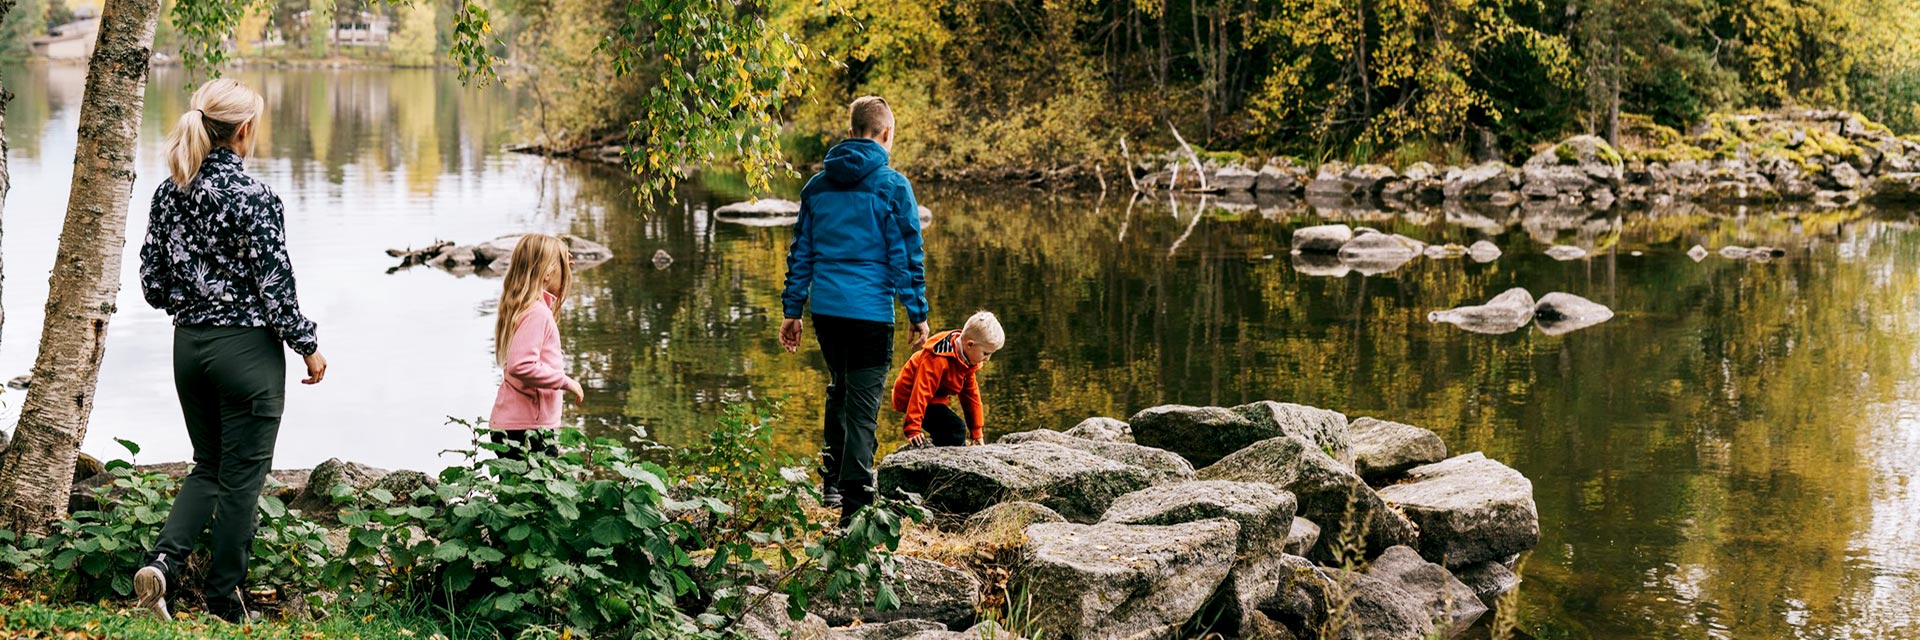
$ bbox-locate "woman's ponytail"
[162,79,265,188]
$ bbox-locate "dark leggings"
[149,326,286,610]
[813,314,894,514]
[923,403,970,447]
[490,428,558,461]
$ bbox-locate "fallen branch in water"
[1168,122,1218,194]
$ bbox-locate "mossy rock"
[72,453,106,485]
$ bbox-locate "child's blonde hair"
[164,78,266,188]
[961,311,1005,349]
[494,234,574,366]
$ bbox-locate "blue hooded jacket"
[782,138,929,325]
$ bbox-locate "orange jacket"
[891,329,984,440]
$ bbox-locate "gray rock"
[1422,244,1469,259]
[715,199,803,217]
[734,588,831,640]
[1317,570,1437,640]
[1291,252,1352,278]
[963,501,1066,534]
[1467,240,1502,263]
[1292,224,1355,253]
[1102,481,1300,637]
[1256,163,1307,194]
[1443,162,1518,200]
[1428,288,1535,335]
[1688,245,1710,262]
[1344,164,1400,196]
[1020,520,1240,640]
[1131,401,1351,469]
[1518,136,1623,202]
[1063,417,1133,443]
[1212,165,1260,192]
[811,556,980,629]
[1814,189,1861,208]
[876,442,1156,522]
[1534,292,1615,336]
[1818,162,1863,190]
[1306,162,1355,198]
[1255,555,1335,635]
[1363,546,1489,636]
[895,621,1025,640]
[367,469,439,508]
[1377,453,1540,567]
[1198,436,1417,563]
[1349,418,1448,484]
[996,430,1194,485]
[1285,517,1320,557]
[289,458,391,516]
[1545,245,1588,261]
[1338,232,1422,261]
[1453,560,1520,608]
[830,620,947,640]
[1865,173,1920,203]
[4,374,29,390]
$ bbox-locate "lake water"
[3,64,1917,639]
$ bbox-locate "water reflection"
[2,64,1917,639]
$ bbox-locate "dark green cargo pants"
[146,326,286,609]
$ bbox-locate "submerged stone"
[1534,292,1614,336]
[1428,288,1535,335]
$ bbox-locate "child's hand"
[564,378,585,402]
[905,433,931,449]
[965,438,985,446]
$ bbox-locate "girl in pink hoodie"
[490,234,584,458]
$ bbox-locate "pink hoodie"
[491,291,575,430]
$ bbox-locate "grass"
[0,600,470,640]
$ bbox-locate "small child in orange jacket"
[891,311,1005,447]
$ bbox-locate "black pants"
[813,314,893,515]
[490,429,558,461]
[149,326,286,610]
[923,403,969,447]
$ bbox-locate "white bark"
[0,0,161,533]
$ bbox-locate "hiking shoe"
[133,564,171,621]
[820,483,843,508]
[207,588,260,625]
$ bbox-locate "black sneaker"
[820,482,843,508]
[133,562,171,621]
[206,588,260,625]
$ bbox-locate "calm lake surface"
[3,65,1917,639]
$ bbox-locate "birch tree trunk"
[0,0,14,344]
[0,0,160,534]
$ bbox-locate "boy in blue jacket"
[779,96,930,525]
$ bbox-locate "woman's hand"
[302,352,328,385]
[564,378,585,402]
[780,319,804,353]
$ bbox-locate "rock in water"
[1719,246,1754,260]
[829,620,947,640]
[1338,233,1424,275]
[715,199,803,217]
[1198,436,1416,563]
[1453,560,1521,608]
[1688,245,1710,262]
[1348,417,1448,484]
[1291,252,1352,278]
[875,442,1155,522]
[996,429,1194,484]
[1443,162,1519,200]
[1534,292,1615,336]
[808,556,981,629]
[1317,570,1438,640]
[1102,481,1300,637]
[1545,245,1588,261]
[1063,417,1134,443]
[1020,520,1240,640]
[1469,240,1502,263]
[651,249,673,270]
[1285,517,1321,557]
[1363,546,1489,636]
[1292,224,1355,253]
[1377,453,1540,567]
[1212,165,1260,192]
[964,501,1066,535]
[1428,288,1536,335]
[1130,401,1351,468]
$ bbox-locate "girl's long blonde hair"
[164,78,266,187]
[495,234,574,366]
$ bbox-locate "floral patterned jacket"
[140,147,319,356]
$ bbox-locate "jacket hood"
[823,138,890,185]
[924,330,977,368]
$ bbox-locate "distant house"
[29,17,100,60]
[291,9,393,48]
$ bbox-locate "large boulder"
[1348,418,1448,484]
[1256,161,1308,194]
[733,588,831,640]
[289,458,390,516]
[810,556,981,629]
[1519,135,1623,201]
[1534,292,1615,336]
[1453,561,1521,608]
[1102,481,1299,637]
[1130,402,1351,468]
[1198,437,1416,563]
[1292,224,1355,253]
[1063,417,1134,443]
[996,429,1194,485]
[963,501,1066,535]
[1427,288,1535,335]
[1211,165,1260,192]
[830,620,947,640]
[876,443,1156,522]
[1443,162,1519,200]
[715,198,802,217]
[1363,546,1488,636]
[1316,570,1439,640]
[1865,172,1920,203]
[1377,453,1539,567]
[1020,520,1240,640]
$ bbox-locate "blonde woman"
[132,79,327,624]
[488,234,585,459]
